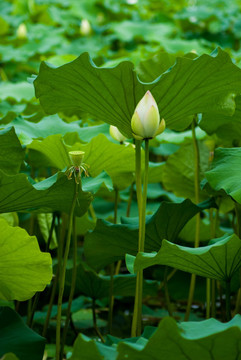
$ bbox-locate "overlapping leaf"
[200,95,241,141]
[70,315,241,360]
[28,134,135,189]
[0,219,52,301]
[34,48,241,136]
[84,199,215,271]
[0,307,45,360]
[65,262,158,300]
[0,127,24,174]
[205,147,241,203]
[0,171,92,216]
[162,140,210,202]
[126,234,241,282]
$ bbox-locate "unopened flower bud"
[80,19,92,36]
[109,125,127,143]
[17,23,27,39]
[131,90,165,140]
[69,151,85,167]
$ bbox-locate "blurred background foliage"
[1,0,241,126]
[1,0,241,82]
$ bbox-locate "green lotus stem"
[185,119,200,321]
[211,279,216,318]
[226,279,231,321]
[92,299,105,343]
[132,139,149,337]
[43,214,65,338]
[28,214,57,329]
[159,268,177,291]
[115,260,122,275]
[27,298,32,326]
[135,140,143,227]
[206,278,211,319]
[56,182,79,360]
[89,203,97,221]
[42,270,59,337]
[28,292,40,328]
[206,208,214,319]
[60,217,77,359]
[131,140,143,337]
[140,139,149,253]
[108,188,119,334]
[163,266,173,316]
[209,206,219,318]
[126,182,134,218]
[234,202,241,315]
[45,212,57,251]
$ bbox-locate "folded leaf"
[126,234,241,282]
[84,199,215,271]
[0,171,92,216]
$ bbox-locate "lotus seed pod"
[69,151,85,167]
[109,125,127,143]
[131,90,165,140]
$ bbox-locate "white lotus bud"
[17,23,27,39]
[109,125,127,143]
[80,19,92,36]
[131,90,165,140]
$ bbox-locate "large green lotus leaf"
[0,101,26,124]
[82,171,113,194]
[70,315,241,360]
[1,354,19,360]
[199,95,241,141]
[70,333,115,360]
[28,134,135,190]
[126,234,241,282]
[136,50,198,83]
[156,127,206,145]
[205,147,241,203]
[37,213,57,250]
[84,199,214,271]
[0,219,52,301]
[136,51,178,82]
[0,307,45,360]
[148,162,165,183]
[0,82,34,102]
[162,140,210,202]
[0,171,92,216]
[28,134,70,170]
[179,215,224,243]
[75,213,96,236]
[0,128,24,174]
[34,48,241,136]
[2,115,82,145]
[65,262,158,300]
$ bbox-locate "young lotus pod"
[69,151,85,167]
[131,90,165,140]
[109,125,127,143]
